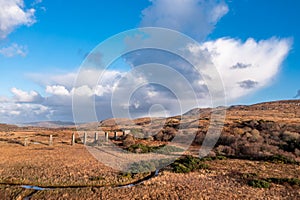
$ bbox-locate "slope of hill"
[0,123,19,131]
[95,99,300,162]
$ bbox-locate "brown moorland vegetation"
[0,100,299,199]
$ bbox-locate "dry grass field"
[0,100,299,199]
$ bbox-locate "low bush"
[127,143,155,153]
[267,154,298,165]
[171,155,209,173]
[248,179,270,188]
[118,172,133,179]
[246,175,300,188]
[128,159,172,173]
[127,144,185,154]
[266,177,300,186]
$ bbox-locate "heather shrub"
[281,131,299,142]
[266,177,300,186]
[154,127,177,141]
[171,155,209,173]
[267,154,298,165]
[248,179,270,188]
[215,145,235,156]
[239,143,261,158]
[217,134,236,146]
[123,134,135,147]
[127,144,184,154]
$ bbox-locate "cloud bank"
[0,0,293,124]
[0,36,291,123]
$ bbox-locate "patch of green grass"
[127,155,210,174]
[215,155,227,160]
[266,177,300,186]
[127,143,156,153]
[199,155,227,162]
[127,144,184,154]
[118,172,133,179]
[171,155,210,173]
[127,158,175,173]
[246,175,300,188]
[267,155,299,165]
[128,159,172,173]
[248,179,270,188]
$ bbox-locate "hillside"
[0,99,299,199]
[97,99,300,162]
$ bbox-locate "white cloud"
[0,102,50,123]
[46,85,70,96]
[94,85,113,97]
[140,0,228,40]
[0,0,36,39]
[191,37,292,101]
[72,85,94,97]
[0,43,27,57]
[29,69,123,90]
[11,87,43,103]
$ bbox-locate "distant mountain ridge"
[20,121,75,128]
[3,99,299,129]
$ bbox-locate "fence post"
[105,132,108,142]
[83,132,87,145]
[114,131,117,140]
[49,135,53,146]
[72,133,75,146]
[94,132,98,143]
[24,137,28,147]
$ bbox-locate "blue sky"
[0,0,299,123]
[209,0,300,104]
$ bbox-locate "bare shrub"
[281,131,299,142]
[217,134,237,146]
[215,145,235,156]
[239,143,261,158]
[123,134,135,147]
